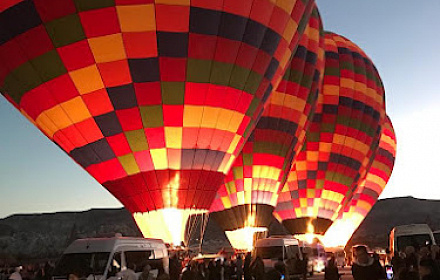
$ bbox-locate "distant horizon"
[0,195,434,220]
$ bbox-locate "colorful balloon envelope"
[209,4,324,251]
[274,32,386,237]
[0,0,316,244]
[323,115,396,247]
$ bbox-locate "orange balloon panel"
[0,0,316,244]
[323,116,396,247]
[209,5,324,235]
[343,116,396,225]
[274,32,386,235]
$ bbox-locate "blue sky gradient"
[1,0,439,218]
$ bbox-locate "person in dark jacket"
[324,256,340,280]
[265,261,284,280]
[419,259,438,280]
[251,256,265,280]
[196,263,206,280]
[244,253,252,280]
[352,245,386,280]
[169,254,181,280]
[182,261,197,280]
[236,255,244,280]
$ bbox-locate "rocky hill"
[1,196,439,262]
[348,196,440,248]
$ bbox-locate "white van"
[254,237,303,279]
[52,236,169,280]
[390,224,436,254]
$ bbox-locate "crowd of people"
[169,253,286,280]
[391,245,440,280]
[9,245,440,280]
[0,262,54,280]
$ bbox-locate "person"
[196,263,206,280]
[398,267,419,280]
[265,261,284,280]
[214,259,223,280]
[169,254,181,280]
[67,273,79,280]
[251,256,265,280]
[236,255,244,280]
[9,267,22,280]
[243,253,252,280]
[139,265,154,280]
[391,251,406,279]
[352,245,386,280]
[119,264,137,280]
[301,253,308,280]
[404,246,418,272]
[182,261,197,280]
[223,259,232,280]
[208,261,216,280]
[156,267,170,280]
[419,259,437,280]
[324,257,340,280]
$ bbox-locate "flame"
[322,219,357,248]
[225,209,267,251]
[294,221,320,244]
[134,208,206,245]
[225,227,268,252]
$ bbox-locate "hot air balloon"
[274,32,386,240]
[0,0,316,244]
[323,115,396,247]
[209,5,324,251]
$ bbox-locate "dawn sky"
[1,0,439,218]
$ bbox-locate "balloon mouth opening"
[322,216,363,248]
[133,208,207,245]
[225,227,268,252]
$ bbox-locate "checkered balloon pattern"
[0,0,315,213]
[274,32,386,235]
[209,5,324,231]
[340,115,396,226]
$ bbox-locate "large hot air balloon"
[209,5,324,251]
[0,0,316,244]
[323,115,396,247]
[274,32,386,239]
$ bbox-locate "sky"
[1,0,440,218]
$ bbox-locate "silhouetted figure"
[182,261,197,280]
[391,251,406,279]
[156,267,170,280]
[265,261,284,280]
[244,253,252,280]
[324,257,340,280]
[236,255,244,280]
[352,245,386,280]
[224,259,232,280]
[251,256,265,280]
[196,263,206,280]
[169,254,181,280]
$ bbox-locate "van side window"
[125,251,155,272]
[109,252,122,276]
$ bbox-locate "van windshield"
[256,246,283,260]
[53,253,110,278]
[397,234,432,251]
